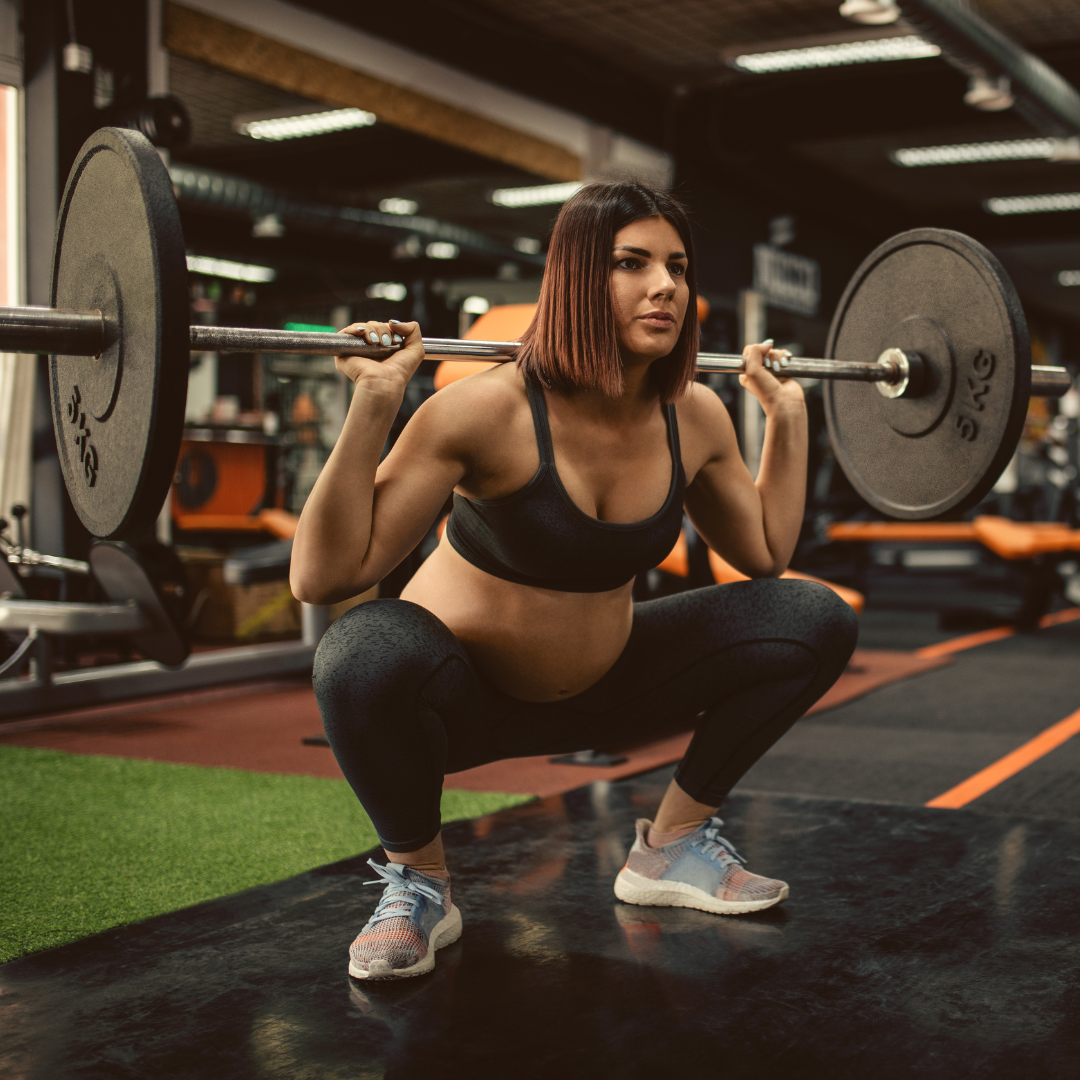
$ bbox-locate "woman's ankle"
[646,820,707,849]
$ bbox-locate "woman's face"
[609,215,689,367]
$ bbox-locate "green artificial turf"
[0,745,531,964]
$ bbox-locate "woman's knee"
[733,577,858,664]
[313,599,464,717]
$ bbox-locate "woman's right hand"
[336,318,425,398]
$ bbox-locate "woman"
[291,182,858,981]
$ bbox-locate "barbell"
[0,126,1072,537]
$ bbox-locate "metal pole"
[737,289,767,479]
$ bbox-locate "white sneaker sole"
[348,904,463,980]
[614,867,788,915]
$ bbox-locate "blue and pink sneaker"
[348,860,462,980]
[615,817,789,915]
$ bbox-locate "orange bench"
[829,518,1080,561]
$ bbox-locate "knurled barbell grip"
[191,324,903,383]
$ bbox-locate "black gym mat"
[739,616,1080,818]
[2,770,1078,1080]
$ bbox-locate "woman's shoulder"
[411,362,530,444]
[672,381,737,466]
[673,380,733,427]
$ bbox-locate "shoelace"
[688,819,747,869]
[361,859,446,930]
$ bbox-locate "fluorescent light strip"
[378,197,419,215]
[1058,271,1080,287]
[491,181,583,208]
[186,255,277,283]
[984,192,1080,215]
[733,35,939,74]
[366,281,407,301]
[237,108,376,142]
[893,138,1064,167]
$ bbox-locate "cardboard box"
[177,549,377,642]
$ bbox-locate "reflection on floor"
[3,766,1078,1079]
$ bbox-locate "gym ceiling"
[279,0,1080,328]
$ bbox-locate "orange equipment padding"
[257,508,300,539]
[708,549,865,615]
[433,303,538,391]
[828,517,1080,562]
[172,440,267,520]
[972,516,1080,560]
[655,529,689,577]
[172,514,267,533]
[172,508,299,538]
[696,295,710,325]
[828,522,977,542]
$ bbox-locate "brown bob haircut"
[516,180,699,403]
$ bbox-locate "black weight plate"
[50,127,188,539]
[89,540,190,667]
[823,228,1030,520]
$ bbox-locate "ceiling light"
[839,0,900,25]
[964,75,1014,112]
[513,236,542,254]
[235,107,376,141]
[491,182,583,208]
[893,137,1080,167]
[1058,271,1080,287]
[731,35,940,74]
[186,255,277,282]
[366,281,408,301]
[379,197,419,215]
[461,296,490,315]
[984,192,1080,215]
[425,242,459,260]
[252,213,285,237]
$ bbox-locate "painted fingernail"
[762,338,774,348]
[393,334,403,344]
[781,356,789,367]
[381,334,392,346]
[367,331,379,344]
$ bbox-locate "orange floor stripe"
[926,705,1080,809]
[914,625,1015,659]
[1038,606,1080,628]
[913,607,1080,660]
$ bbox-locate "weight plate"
[50,127,188,539]
[89,540,191,667]
[823,228,1030,520]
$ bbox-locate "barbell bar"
[0,307,1070,399]
[6,125,1077,540]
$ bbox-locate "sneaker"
[348,860,463,980]
[614,817,789,915]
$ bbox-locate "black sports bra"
[445,375,686,592]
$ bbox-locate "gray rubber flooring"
[735,608,1080,821]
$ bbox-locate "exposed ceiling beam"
[164,2,582,181]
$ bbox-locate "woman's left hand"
[739,340,806,416]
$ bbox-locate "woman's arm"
[290,319,467,604]
[681,342,808,578]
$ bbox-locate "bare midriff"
[400,539,634,702]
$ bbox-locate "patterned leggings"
[313,578,858,852]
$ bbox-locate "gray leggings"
[313,579,858,852]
